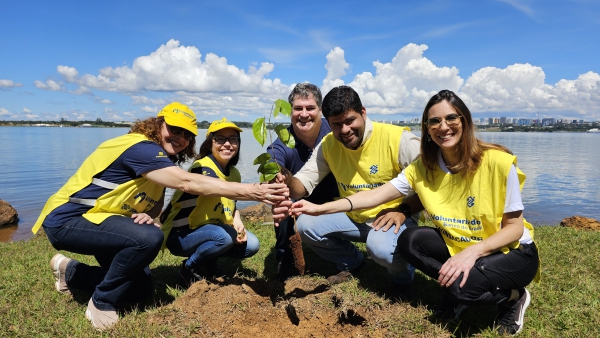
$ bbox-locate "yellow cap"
[157,102,198,136]
[206,118,243,137]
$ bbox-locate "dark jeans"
[399,226,539,307]
[274,216,295,262]
[44,215,164,311]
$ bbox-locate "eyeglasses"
[213,135,240,145]
[166,124,195,141]
[426,114,462,130]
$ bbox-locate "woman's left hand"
[438,247,479,288]
[131,213,158,227]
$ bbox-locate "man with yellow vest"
[35,103,288,330]
[275,86,421,300]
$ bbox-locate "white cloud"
[0,79,23,89]
[34,79,63,91]
[328,44,463,114]
[0,108,10,116]
[496,0,534,17]
[71,85,92,95]
[25,114,40,119]
[322,47,350,93]
[23,108,32,113]
[320,45,599,118]
[460,65,600,116]
[58,39,289,96]
[141,106,156,113]
[130,95,165,105]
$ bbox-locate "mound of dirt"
[560,216,600,231]
[147,277,431,337]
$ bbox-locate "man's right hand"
[272,199,293,227]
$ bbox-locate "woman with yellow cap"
[35,105,288,330]
[161,118,257,286]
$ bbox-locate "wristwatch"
[398,203,411,218]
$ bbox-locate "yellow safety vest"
[33,133,166,233]
[161,156,241,245]
[404,149,536,255]
[322,123,409,223]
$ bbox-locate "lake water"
[1,126,599,242]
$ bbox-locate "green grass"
[1,224,599,337]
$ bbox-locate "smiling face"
[211,127,239,168]
[427,100,463,154]
[160,121,190,155]
[291,93,321,136]
[327,108,367,150]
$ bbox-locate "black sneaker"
[203,260,227,279]
[495,289,531,335]
[433,293,468,321]
[178,261,204,287]
[326,259,365,284]
[276,252,297,282]
[388,279,415,302]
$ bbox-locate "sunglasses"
[213,135,240,145]
[166,124,195,141]
[426,113,462,131]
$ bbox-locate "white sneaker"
[85,298,119,330]
[50,253,72,295]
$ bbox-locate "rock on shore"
[0,199,19,226]
[560,216,600,231]
[239,203,273,224]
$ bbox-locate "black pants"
[399,226,539,307]
[274,216,295,262]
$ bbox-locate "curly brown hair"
[129,117,196,165]
[421,90,511,181]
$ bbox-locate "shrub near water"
[1,224,599,337]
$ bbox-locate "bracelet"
[344,197,353,212]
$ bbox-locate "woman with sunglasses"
[34,105,288,330]
[161,118,261,286]
[290,90,539,335]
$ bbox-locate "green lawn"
[1,224,598,337]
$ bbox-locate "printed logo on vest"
[156,151,168,158]
[467,196,475,207]
[369,164,379,174]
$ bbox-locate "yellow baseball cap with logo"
[206,117,243,137]
[157,102,199,136]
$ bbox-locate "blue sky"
[1,0,599,123]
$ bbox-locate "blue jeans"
[44,215,164,311]
[296,212,416,284]
[166,224,260,269]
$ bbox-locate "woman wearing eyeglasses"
[35,105,288,330]
[160,118,259,287]
[290,90,539,335]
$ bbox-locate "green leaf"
[259,172,278,182]
[252,153,271,165]
[257,162,280,182]
[252,117,266,146]
[256,161,279,174]
[273,99,292,118]
[275,124,295,149]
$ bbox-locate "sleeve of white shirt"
[398,131,421,169]
[294,139,332,197]
[389,170,413,196]
[504,164,524,213]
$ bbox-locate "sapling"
[252,99,305,275]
